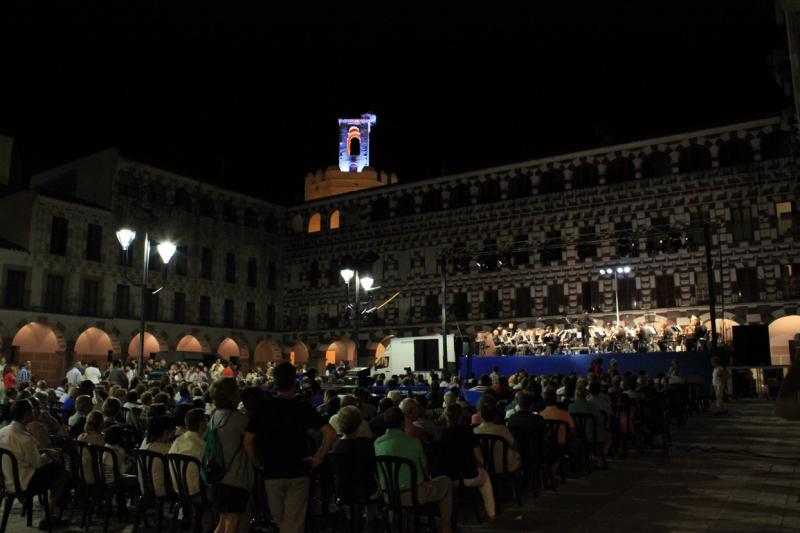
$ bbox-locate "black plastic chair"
[509,426,552,496]
[375,455,439,533]
[329,451,381,532]
[571,413,598,473]
[133,448,174,533]
[0,447,54,533]
[76,442,131,532]
[474,433,522,511]
[543,419,569,483]
[166,453,208,533]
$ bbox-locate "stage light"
[616,266,624,273]
[623,266,631,273]
[599,268,607,275]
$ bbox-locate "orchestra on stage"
[475,313,709,356]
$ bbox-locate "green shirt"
[568,399,605,442]
[374,429,426,490]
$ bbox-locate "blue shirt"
[16,368,30,384]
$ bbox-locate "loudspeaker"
[454,336,474,358]
[732,325,771,366]
[414,339,439,371]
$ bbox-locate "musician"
[613,323,626,352]
[692,319,708,351]
[499,329,514,355]
[543,326,560,355]
[577,311,593,347]
[658,323,673,352]
[636,325,649,353]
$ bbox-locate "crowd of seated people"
[0,354,710,532]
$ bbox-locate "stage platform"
[460,351,712,385]
[459,351,712,406]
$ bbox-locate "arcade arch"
[75,327,116,359]
[12,322,64,384]
[284,341,310,365]
[768,315,800,366]
[217,337,247,360]
[177,334,207,353]
[128,331,164,361]
[254,339,282,367]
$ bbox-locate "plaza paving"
[6,399,800,532]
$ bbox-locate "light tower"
[338,113,377,172]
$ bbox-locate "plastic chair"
[474,433,522,511]
[329,451,381,532]
[133,448,174,533]
[76,442,132,532]
[166,453,208,533]
[509,426,552,496]
[375,455,439,532]
[543,419,570,483]
[0,447,54,533]
[571,413,598,473]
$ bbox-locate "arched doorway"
[703,318,739,349]
[320,339,356,366]
[128,332,162,362]
[284,341,310,366]
[217,338,243,361]
[12,322,63,385]
[370,335,394,366]
[177,335,204,353]
[75,327,116,362]
[769,315,800,366]
[254,339,282,368]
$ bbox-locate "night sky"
[0,2,789,205]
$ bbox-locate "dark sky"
[0,2,789,205]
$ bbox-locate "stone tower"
[338,113,377,173]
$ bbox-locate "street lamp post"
[116,228,176,379]
[340,268,374,367]
[599,265,632,324]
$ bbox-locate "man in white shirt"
[66,361,83,387]
[83,361,102,384]
[0,400,68,529]
[168,408,206,495]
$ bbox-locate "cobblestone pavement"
[7,399,800,532]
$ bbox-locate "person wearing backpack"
[243,362,336,533]
[205,377,251,533]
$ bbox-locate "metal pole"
[139,231,150,379]
[704,223,718,353]
[440,254,448,370]
[614,270,621,325]
[354,271,361,367]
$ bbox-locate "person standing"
[712,356,730,414]
[244,362,336,533]
[66,361,83,388]
[84,361,102,384]
[207,378,251,533]
[210,359,224,382]
[108,359,129,389]
[16,362,31,387]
